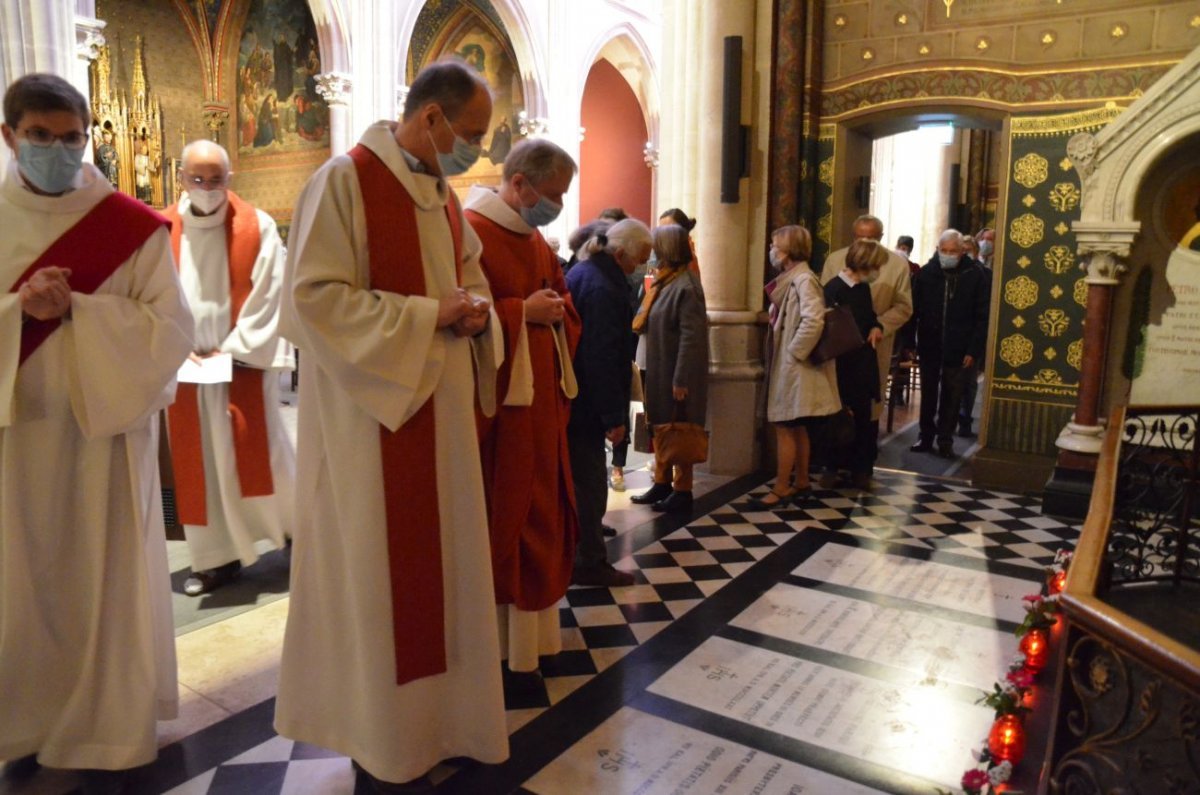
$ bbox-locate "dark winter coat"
[565,251,634,433]
[911,254,991,367]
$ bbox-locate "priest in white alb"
[163,139,295,596]
[274,60,509,790]
[0,74,193,792]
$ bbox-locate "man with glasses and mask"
[275,59,509,791]
[162,140,295,597]
[821,214,912,487]
[0,73,193,792]
[464,139,582,690]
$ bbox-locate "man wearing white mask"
[821,214,912,484]
[464,138,581,687]
[163,140,295,596]
[275,59,508,791]
[0,73,193,792]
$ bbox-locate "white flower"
[1010,654,1027,670]
[989,760,1013,784]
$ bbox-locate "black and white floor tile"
[14,470,1079,795]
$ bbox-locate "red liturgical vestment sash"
[348,143,464,686]
[11,191,166,365]
[163,191,274,526]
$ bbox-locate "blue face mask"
[519,186,562,227]
[938,252,960,269]
[17,139,84,194]
[430,116,481,177]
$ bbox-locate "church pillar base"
[702,312,765,477]
[972,447,1056,497]
[1042,459,1097,521]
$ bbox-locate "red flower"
[962,768,990,791]
[1007,668,1036,688]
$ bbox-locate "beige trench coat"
[765,263,841,423]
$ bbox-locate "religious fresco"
[408,0,525,195]
[985,104,1122,456]
[235,0,329,165]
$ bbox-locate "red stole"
[163,192,274,526]
[348,143,464,686]
[11,191,166,365]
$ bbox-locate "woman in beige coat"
[750,225,841,510]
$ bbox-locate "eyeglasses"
[19,126,89,151]
[181,174,229,189]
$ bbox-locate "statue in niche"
[486,116,511,165]
[94,127,119,187]
[134,133,153,204]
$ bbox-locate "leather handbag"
[808,304,863,365]
[652,401,709,465]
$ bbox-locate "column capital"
[1072,221,1140,285]
[75,15,106,62]
[202,105,230,140]
[315,72,353,106]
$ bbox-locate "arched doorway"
[579,58,651,223]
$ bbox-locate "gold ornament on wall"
[1067,339,1083,370]
[1034,369,1063,384]
[1017,256,1032,269]
[918,43,931,56]
[895,12,908,26]
[1001,334,1035,368]
[1022,194,1036,208]
[1005,275,1039,310]
[1045,347,1057,360]
[1059,157,1073,172]
[1010,213,1046,248]
[1054,221,1070,235]
[1041,31,1057,47]
[1038,308,1069,337]
[818,157,834,188]
[1014,153,1049,188]
[1043,245,1075,275]
[833,13,847,27]
[1110,23,1128,40]
[1048,182,1081,212]
[976,37,991,52]
[1050,285,1064,299]
[1073,278,1088,307]
[861,48,875,62]
[1013,315,1026,328]
[817,214,832,245]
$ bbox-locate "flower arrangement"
[939,549,1073,795]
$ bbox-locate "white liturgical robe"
[274,121,509,782]
[0,162,194,770]
[175,194,295,570]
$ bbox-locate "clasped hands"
[437,287,491,337]
[524,288,564,325]
[19,266,73,321]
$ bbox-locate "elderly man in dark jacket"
[565,219,652,587]
[910,229,991,458]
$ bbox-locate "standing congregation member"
[274,60,508,791]
[821,214,912,483]
[465,138,581,684]
[821,240,887,491]
[0,73,193,794]
[566,219,652,587]
[910,229,990,459]
[630,224,709,514]
[164,140,295,596]
[752,225,840,510]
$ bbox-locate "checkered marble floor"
[9,470,1079,795]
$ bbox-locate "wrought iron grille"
[1106,409,1200,587]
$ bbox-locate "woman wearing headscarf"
[752,225,841,510]
[629,225,709,514]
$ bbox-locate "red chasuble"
[350,144,464,686]
[163,191,274,526]
[12,191,166,365]
[466,209,581,611]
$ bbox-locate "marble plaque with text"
[647,636,993,789]
[1130,248,1200,404]
[730,583,1011,691]
[524,706,884,795]
[793,544,1030,622]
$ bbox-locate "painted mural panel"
[985,104,1122,455]
[409,0,525,195]
[235,0,328,164]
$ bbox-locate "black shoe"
[937,445,955,459]
[79,769,131,795]
[631,483,672,505]
[3,754,40,781]
[601,524,618,537]
[652,490,693,514]
[849,473,872,490]
[910,441,933,453]
[957,426,976,439]
[183,560,242,596]
[571,562,636,587]
[745,488,794,511]
[501,667,546,707]
[353,761,434,793]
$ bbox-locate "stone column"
[74,13,105,164]
[0,0,76,171]
[658,0,765,475]
[1044,221,1138,516]
[316,72,353,156]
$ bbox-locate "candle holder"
[1019,628,1050,672]
[988,714,1027,764]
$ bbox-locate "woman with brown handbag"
[629,224,709,514]
[751,225,841,510]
